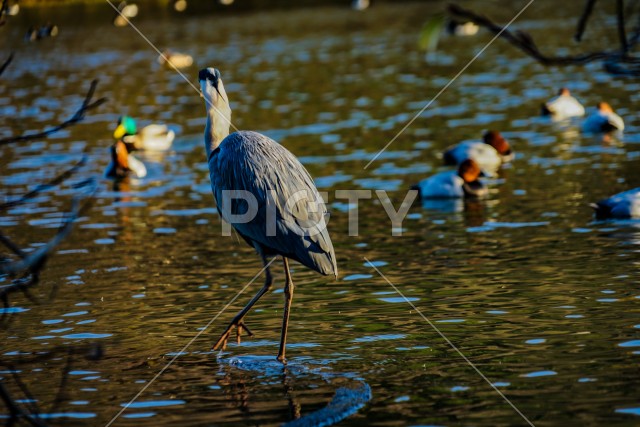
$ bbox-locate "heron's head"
[458,159,482,184]
[113,116,137,140]
[199,67,226,103]
[482,130,511,156]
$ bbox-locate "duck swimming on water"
[443,130,512,176]
[413,159,487,199]
[105,140,147,179]
[582,102,624,133]
[541,88,585,120]
[113,116,175,151]
[591,188,640,220]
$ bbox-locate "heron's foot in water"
[212,319,254,351]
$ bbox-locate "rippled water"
[2,1,640,426]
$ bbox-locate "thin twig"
[0,80,107,145]
[0,155,88,211]
[0,0,8,26]
[0,233,27,258]
[575,0,598,41]
[0,52,13,77]
[618,0,630,54]
[629,12,640,49]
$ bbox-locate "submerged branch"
[0,80,107,145]
[0,343,103,426]
[0,382,49,427]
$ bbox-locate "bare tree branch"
[0,179,96,322]
[448,3,640,66]
[0,80,107,145]
[0,155,88,211]
[0,180,96,277]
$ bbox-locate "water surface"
[1,1,640,426]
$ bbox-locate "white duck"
[113,116,175,151]
[413,159,487,199]
[591,188,640,220]
[443,130,513,176]
[158,50,193,69]
[351,0,370,10]
[541,87,585,120]
[447,20,479,36]
[113,1,138,27]
[105,140,147,179]
[582,102,625,133]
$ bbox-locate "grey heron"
[198,67,338,362]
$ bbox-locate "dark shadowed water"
[2,1,640,426]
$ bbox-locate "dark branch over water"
[0,79,107,145]
[449,3,640,70]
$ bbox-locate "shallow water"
[2,1,640,426]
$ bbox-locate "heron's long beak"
[213,84,225,102]
[113,123,126,140]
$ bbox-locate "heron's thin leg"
[212,245,273,351]
[277,257,294,362]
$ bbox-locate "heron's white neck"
[203,85,232,158]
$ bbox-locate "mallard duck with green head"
[113,116,175,151]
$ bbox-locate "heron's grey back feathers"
[209,131,338,277]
